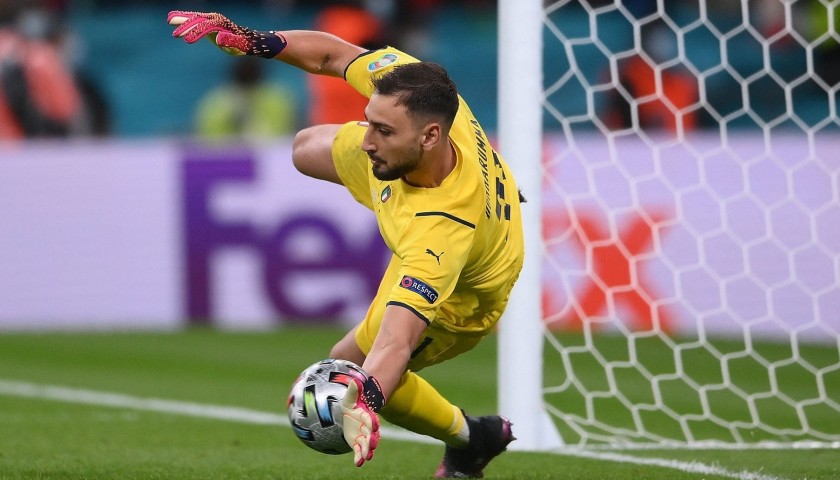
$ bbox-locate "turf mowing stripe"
[0,379,786,480]
[0,379,432,444]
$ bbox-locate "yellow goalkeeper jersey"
[332,47,524,333]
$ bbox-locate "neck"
[403,141,456,188]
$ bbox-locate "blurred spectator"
[601,20,698,134]
[753,0,787,39]
[388,0,444,58]
[804,0,840,86]
[0,3,110,139]
[307,0,385,125]
[623,0,656,18]
[194,56,297,141]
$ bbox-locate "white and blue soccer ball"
[286,358,368,455]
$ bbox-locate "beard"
[370,146,423,181]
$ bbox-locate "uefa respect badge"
[399,275,438,304]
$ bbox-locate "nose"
[361,126,376,154]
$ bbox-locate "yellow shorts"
[354,254,489,372]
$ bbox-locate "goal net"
[499,0,840,450]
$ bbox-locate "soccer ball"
[286,358,368,455]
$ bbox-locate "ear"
[420,123,443,151]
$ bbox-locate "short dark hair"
[372,62,459,131]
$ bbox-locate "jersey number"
[493,152,512,221]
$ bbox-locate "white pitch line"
[0,379,786,480]
[0,379,432,444]
[552,448,787,480]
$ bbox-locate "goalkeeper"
[168,11,524,478]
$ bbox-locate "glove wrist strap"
[251,30,287,58]
[362,376,385,413]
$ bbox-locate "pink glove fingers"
[166,10,197,26]
[215,31,251,53]
[182,22,227,44]
[170,13,211,39]
[169,11,232,45]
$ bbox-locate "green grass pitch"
[0,327,837,479]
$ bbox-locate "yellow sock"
[380,371,470,448]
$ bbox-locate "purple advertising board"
[0,134,837,339]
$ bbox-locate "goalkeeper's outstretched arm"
[276,30,365,77]
[167,11,366,78]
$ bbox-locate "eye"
[378,127,391,136]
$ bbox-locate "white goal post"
[498,0,840,451]
[497,0,564,451]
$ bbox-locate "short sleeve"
[386,213,476,323]
[344,47,422,99]
[332,121,373,210]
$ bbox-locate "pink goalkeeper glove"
[341,376,383,467]
[167,11,287,58]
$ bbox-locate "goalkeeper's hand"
[167,11,287,58]
[341,375,384,467]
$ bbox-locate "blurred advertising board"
[0,141,388,330]
[0,134,837,338]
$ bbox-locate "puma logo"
[425,249,444,265]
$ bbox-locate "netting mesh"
[540,0,840,447]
